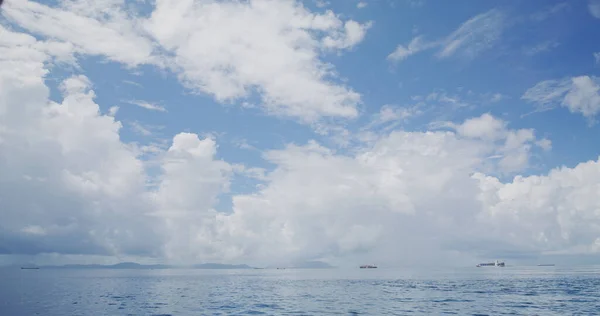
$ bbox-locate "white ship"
[359,264,377,269]
[476,260,505,267]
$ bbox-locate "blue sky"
[74,0,600,196]
[1,0,600,266]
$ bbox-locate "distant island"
[8,260,335,270]
[10,262,253,270]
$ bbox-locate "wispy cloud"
[387,36,437,62]
[130,121,153,136]
[123,80,142,88]
[530,2,569,22]
[523,40,560,56]
[589,0,600,18]
[363,104,421,131]
[129,121,164,136]
[490,93,505,103]
[125,100,167,112]
[523,76,600,121]
[388,9,505,63]
[357,2,367,9]
[232,138,259,151]
[437,9,505,59]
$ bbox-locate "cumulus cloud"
[151,133,233,263]
[436,114,548,174]
[0,30,158,256]
[474,158,600,257]
[144,0,368,122]
[523,76,600,120]
[4,0,370,123]
[0,27,225,261]
[1,45,597,265]
[216,125,595,266]
[1,0,157,66]
[388,9,505,63]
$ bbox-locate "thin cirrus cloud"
[388,9,505,63]
[522,76,600,120]
[125,100,167,112]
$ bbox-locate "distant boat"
[359,264,377,269]
[537,264,555,267]
[476,260,505,267]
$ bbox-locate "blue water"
[1,266,599,315]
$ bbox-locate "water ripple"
[2,266,600,315]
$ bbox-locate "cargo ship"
[476,260,505,267]
[359,264,377,269]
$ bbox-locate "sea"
[1,266,599,315]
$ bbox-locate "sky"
[1,0,600,268]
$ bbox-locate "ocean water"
[1,266,599,315]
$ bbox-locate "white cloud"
[1,0,157,67]
[523,76,600,119]
[474,158,600,257]
[389,9,505,63]
[490,93,504,103]
[4,0,369,123]
[108,106,119,116]
[453,113,507,141]
[0,28,222,260]
[564,76,600,118]
[315,0,330,8]
[357,2,368,9]
[440,114,546,173]
[0,30,159,256]
[1,39,597,265]
[217,125,596,266]
[589,0,600,18]
[152,133,233,263]
[536,138,552,151]
[387,36,437,62]
[144,0,369,122]
[125,100,167,112]
[595,52,600,65]
[322,20,372,50]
